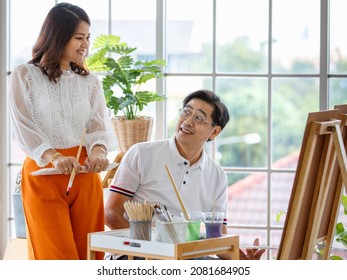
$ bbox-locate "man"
[105,89,264,260]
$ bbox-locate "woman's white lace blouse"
[9,64,116,167]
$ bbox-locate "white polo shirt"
[109,136,228,223]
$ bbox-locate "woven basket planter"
[111,116,153,153]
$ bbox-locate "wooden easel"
[278,106,347,260]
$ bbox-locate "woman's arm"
[9,65,53,166]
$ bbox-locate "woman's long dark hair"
[28,2,90,82]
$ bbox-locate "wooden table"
[87,229,239,260]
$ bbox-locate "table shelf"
[88,229,239,260]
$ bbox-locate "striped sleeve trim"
[109,185,134,197]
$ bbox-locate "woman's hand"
[49,152,81,175]
[84,145,109,173]
[239,238,266,260]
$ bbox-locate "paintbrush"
[66,128,86,196]
[164,164,190,222]
[163,205,173,222]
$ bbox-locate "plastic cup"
[186,222,201,241]
[181,212,203,241]
[156,219,188,243]
[202,212,224,238]
[129,220,152,241]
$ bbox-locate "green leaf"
[341,195,347,215]
[336,222,345,235]
[137,73,157,84]
[118,56,134,70]
[276,210,287,223]
[335,222,347,247]
[330,255,344,260]
[136,91,166,103]
[91,34,121,50]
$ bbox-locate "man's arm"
[104,191,131,230]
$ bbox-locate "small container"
[202,212,224,238]
[129,220,152,241]
[181,212,203,241]
[186,221,202,241]
[156,219,188,243]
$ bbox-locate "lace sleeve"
[9,65,52,166]
[85,75,117,155]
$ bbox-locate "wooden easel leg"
[279,122,319,259]
[321,124,347,259]
[302,126,335,259]
[331,125,347,194]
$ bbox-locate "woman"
[9,2,116,260]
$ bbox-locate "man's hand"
[239,238,265,260]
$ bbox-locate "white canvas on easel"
[278,106,347,260]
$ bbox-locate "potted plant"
[86,34,166,152]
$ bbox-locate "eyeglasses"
[179,108,209,125]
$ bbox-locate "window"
[3,0,347,259]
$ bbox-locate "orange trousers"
[21,146,104,260]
